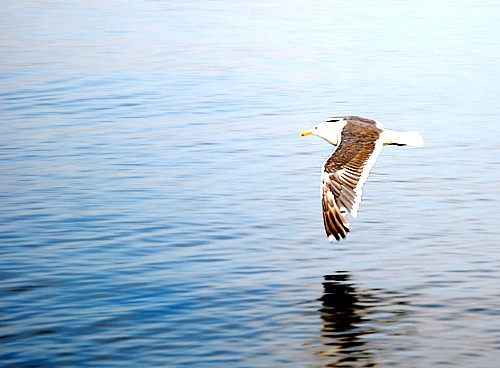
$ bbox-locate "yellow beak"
[300,130,312,137]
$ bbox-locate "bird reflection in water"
[317,271,411,367]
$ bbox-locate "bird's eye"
[314,126,318,129]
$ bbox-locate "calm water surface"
[1,1,499,367]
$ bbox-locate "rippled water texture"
[1,1,499,367]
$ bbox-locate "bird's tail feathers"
[382,129,424,147]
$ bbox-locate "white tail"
[382,129,424,147]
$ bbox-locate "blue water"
[1,1,499,367]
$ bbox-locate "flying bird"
[301,116,423,241]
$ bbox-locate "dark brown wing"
[321,120,383,241]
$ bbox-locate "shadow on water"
[316,271,413,367]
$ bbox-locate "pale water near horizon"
[1,1,499,367]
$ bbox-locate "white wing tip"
[328,235,336,242]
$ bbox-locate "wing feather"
[321,119,383,241]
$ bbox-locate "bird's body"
[301,116,423,241]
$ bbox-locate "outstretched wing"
[321,120,383,241]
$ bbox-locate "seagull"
[300,116,423,241]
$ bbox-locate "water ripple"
[1,1,500,367]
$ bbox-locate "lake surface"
[1,1,499,366]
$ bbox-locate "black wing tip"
[326,228,350,242]
[323,206,350,242]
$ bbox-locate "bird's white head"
[300,117,347,146]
